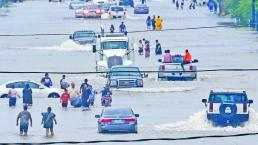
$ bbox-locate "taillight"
[96,9,101,13]
[189,66,193,71]
[125,118,136,122]
[83,9,89,14]
[209,103,213,112]
[100,119,112,123]
[243,104,247,112]
[162,65,165,71]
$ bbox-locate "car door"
[7,81,26,97]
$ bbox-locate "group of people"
[146,15,163,30]
[138,39,162,57]
[104,22,127,35]
[16,105,57,137]
[162,49,192,63]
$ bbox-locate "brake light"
[209,103,213,112]
[189,66,193,71]
[162,65,165,71]
[96,9,101,13]
[83,9,89,14]
[243,104,247,112]
[125,118,136,122]
[100,119,112,123]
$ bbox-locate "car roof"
[2,80,39,85]
[111,66,139,69]
[136,4,147,7]
[74,30,95,33]
[103,107,132,111]
[210,90,246,94]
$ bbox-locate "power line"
[0,25,247,37]
[0,68,257,74]
[5,132,258,144]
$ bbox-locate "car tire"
[0,94,8,98]
[48,93,60,98]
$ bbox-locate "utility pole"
[251,0,256,28]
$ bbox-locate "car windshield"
[85,5,99,9]
[172,55,184,63]
[137,4,146,7]
[74,32,95,38]
[111,7,124,11]
[111,67,141,77]
[103,109,133,118]
[209,93,248,103]
[102,41,127,50]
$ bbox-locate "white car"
[0,80,63,98]
[108,6,126,18]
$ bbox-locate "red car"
[83,4,103,18]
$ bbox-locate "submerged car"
[108,6,126,19]
[70,30,97,44]
[75,4,103,18]
[158,54,198,81]
[134,4,149,14]
[202,90,253,127]
[95,107,139,133]
[107,66,146,88]
[0,80,63,98]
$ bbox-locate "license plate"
[113,120,123,124]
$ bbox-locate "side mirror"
[249,99,253,104]
[95,115,100,118]
[202,99,207,103]
[92,45,97,53]
[158,59,162,62]
[192,59,198,63]
[69,35,73,39]
[135,114,139,117]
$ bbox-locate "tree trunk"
[218,0,226,16]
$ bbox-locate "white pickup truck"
[92,33,134,72]
[158,54,198,81]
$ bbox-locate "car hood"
[110,76,142,80]
[103,49,127,57]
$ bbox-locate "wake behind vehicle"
[107,66,146,88]
[69,30,97,45]
[92,33,134,72]
[108,6,127,19]
[95,107,139,133]
[202,90,253,127]
[0,80,63,98]
[134,4,149,14]
[75,3,103,18]
[158,54,198,81]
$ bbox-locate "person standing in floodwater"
[41,107,57,137]
[16,105,32,136]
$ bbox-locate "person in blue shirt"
[23,84,33,106]
[81,84,91,111]
[16,105,32,136]
[41,107,57,137]
[119,22,126,33]
[41,73,53,88]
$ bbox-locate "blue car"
[69,30,97,45]
[95,108,139,133]
[119,0,134,7]
[202,90,253,127]
[107,66,146,88]
[134,4,149,14]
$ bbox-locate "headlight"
[136,79,143,86]
[110,80,117,86]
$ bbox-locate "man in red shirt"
[184,49,192,63]
[60,89,70,108]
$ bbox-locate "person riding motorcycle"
[101,92,112,107]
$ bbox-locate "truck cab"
[202,90,253,127]
[92,33,134,72]
[107,66,144,88]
